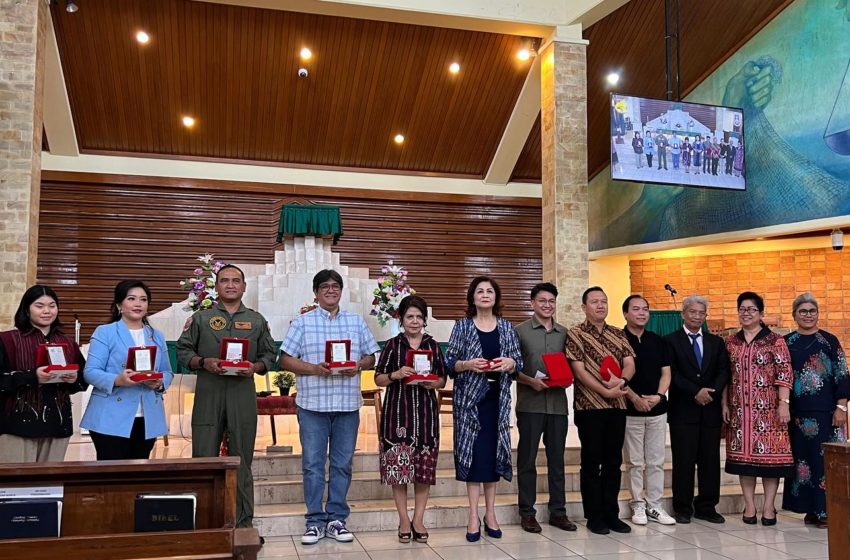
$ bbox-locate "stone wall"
[0,0,46,328]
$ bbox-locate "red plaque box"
[126,346,164,382]
[326,339,357,375]
[220,337,252,376]
[599,355,623,382]
[36,343,78,383]
[541,352,574,388]
[404,349,438,385]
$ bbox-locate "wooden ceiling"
[509,0,793,183]
[50,0,534,177]
[49,0,792,182]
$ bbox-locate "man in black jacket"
[664,295,730,524]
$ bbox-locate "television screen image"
[610,94,746,191]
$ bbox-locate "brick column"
[540,40,589,325]
[0,0,46,328]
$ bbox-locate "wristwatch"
[656,393,667,402]
[198,357,206,370]
[837,404,848,412]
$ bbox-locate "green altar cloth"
[277,204,343,244]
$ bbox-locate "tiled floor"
[258,513,830,560]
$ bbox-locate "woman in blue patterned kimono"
[782,293,850,528]
[446,276,522,542]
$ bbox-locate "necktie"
[689,333,703,369]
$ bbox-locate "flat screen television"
[610,94,746,191]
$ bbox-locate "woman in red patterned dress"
[375,295,447,543]
[722,292,793,526]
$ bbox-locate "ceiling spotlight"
[517,49,530,61]
[300,47,312,60]
[449,62,460,74]
[298,68,308,78]
[136,31,150,44]
[607,72,620,86]
[182,116,196,128]
[394,134,405,144]
[66,1,79,13]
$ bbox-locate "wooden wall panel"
[37,172,542,339]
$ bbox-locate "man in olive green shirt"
[176,265,277,530]
[514,282,576,533]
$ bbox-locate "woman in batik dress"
[375,295,447,543]
[782,293,849,528]
[722,291,793,526]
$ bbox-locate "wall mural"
[590,0,850,251]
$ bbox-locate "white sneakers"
[632,505,676,526]
[302,520,356,544]
[646,507,677,525]
[326,520,355,542]
[631,505,648,525]
[301,525,325,545]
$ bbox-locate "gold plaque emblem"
[209,316,227,331]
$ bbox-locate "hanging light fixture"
[66,0,79,13]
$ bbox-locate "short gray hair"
[682,295,708,313]
[792,292,818,315]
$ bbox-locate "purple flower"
[194,268,203,275]
[194,281,205,290]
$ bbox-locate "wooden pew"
[0,457,260,560]
[824,443,850,558]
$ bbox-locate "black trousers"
[669,422,721,517]
[90,417,156,460]
[516,412,568,518]
[574,409,626,522]
[645,154,653,167]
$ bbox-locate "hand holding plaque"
[126,346,164,382]
[36,343,79,383]
[404,349,438,385]
[326,339,357,375]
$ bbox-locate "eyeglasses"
[738,307,760,314]
[797,309,818,317]
[318,283,341,292]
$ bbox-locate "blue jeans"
[297,406,360,528]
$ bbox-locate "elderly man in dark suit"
[664,295,730,524]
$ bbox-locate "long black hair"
[110,280,153,325]
[14,284,63,332]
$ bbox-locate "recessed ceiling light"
[300,47,312,60]
[136,31,150,44]
[394,134,405,144]
[607,72,620,86]
[182,116,195,128]
[517,49,530,61]
[449,62,460,74]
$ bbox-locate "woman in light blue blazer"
[81,280,173,460]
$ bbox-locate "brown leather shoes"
[548,515,577,531]
[520,515,542,533]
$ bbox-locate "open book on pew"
[0,486,63,539]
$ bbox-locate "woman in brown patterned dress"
[722,291,793,526]
[375,295,447,543]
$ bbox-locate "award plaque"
[219,337,252,376]
[325,339,356,375]
[404,349,438,385]
[128,347,155,372]
[541,352,574,388]
[35,343,79,383]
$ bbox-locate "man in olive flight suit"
[177,264,277,530]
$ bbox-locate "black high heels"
[465,518,481,542]
[412,526,429,543]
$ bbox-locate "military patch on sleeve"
[182,317,193,332]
